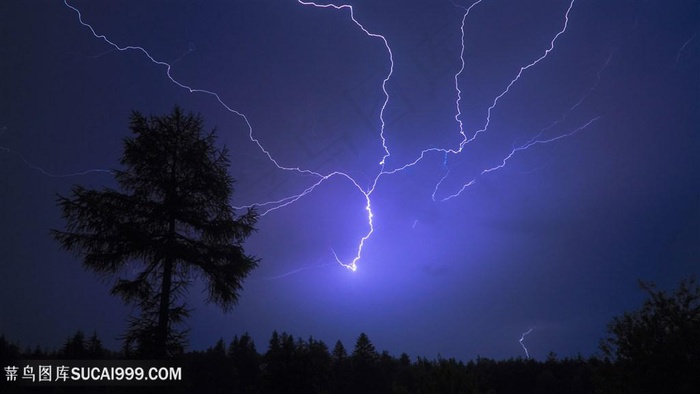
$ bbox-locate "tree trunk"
[156,257,172,358]
[157,148,178,359]
[156,217,176,358]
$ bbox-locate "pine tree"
[228,332,260,391]
[352,332,378,363]
[61,330,87,359]
[86,331,105,359]
[351,333,380,392]
[53,107,259,358]
[332,340,347,362]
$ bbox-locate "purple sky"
[1,0,698,361]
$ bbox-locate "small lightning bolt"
[440,116,602,202]
[261,259,337,280]
[674,32,697,68]
[519,327,534,359]
[0,145,113,178]
[1,123,112,178]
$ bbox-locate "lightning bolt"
[56,0,602,275]
[519,327,534,359]
[0,144,113,178]
[260,258,337,280]
[0,123,111,178]
[674,32,697,68]
[297,1,394,169]
[61,0,387,272]
[384,0,600,202]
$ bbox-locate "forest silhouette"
[2,275,698,393]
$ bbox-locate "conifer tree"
[53,107,258,358]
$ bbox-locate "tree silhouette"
[60,330,87,359]
[228,332,260,392]
[331,339,347,362]
[52,107,259,358]
[86,330,106,358]
[600,276,700,393]
[306,336,332,391]
[351,332,380,392]
[330,340,352,393]
[352,332,378,363]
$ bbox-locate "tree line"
[0,329,611,393]
[3,289,698,394]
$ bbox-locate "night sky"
[1,0,698,361]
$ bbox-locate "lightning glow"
[49,0,604,275]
